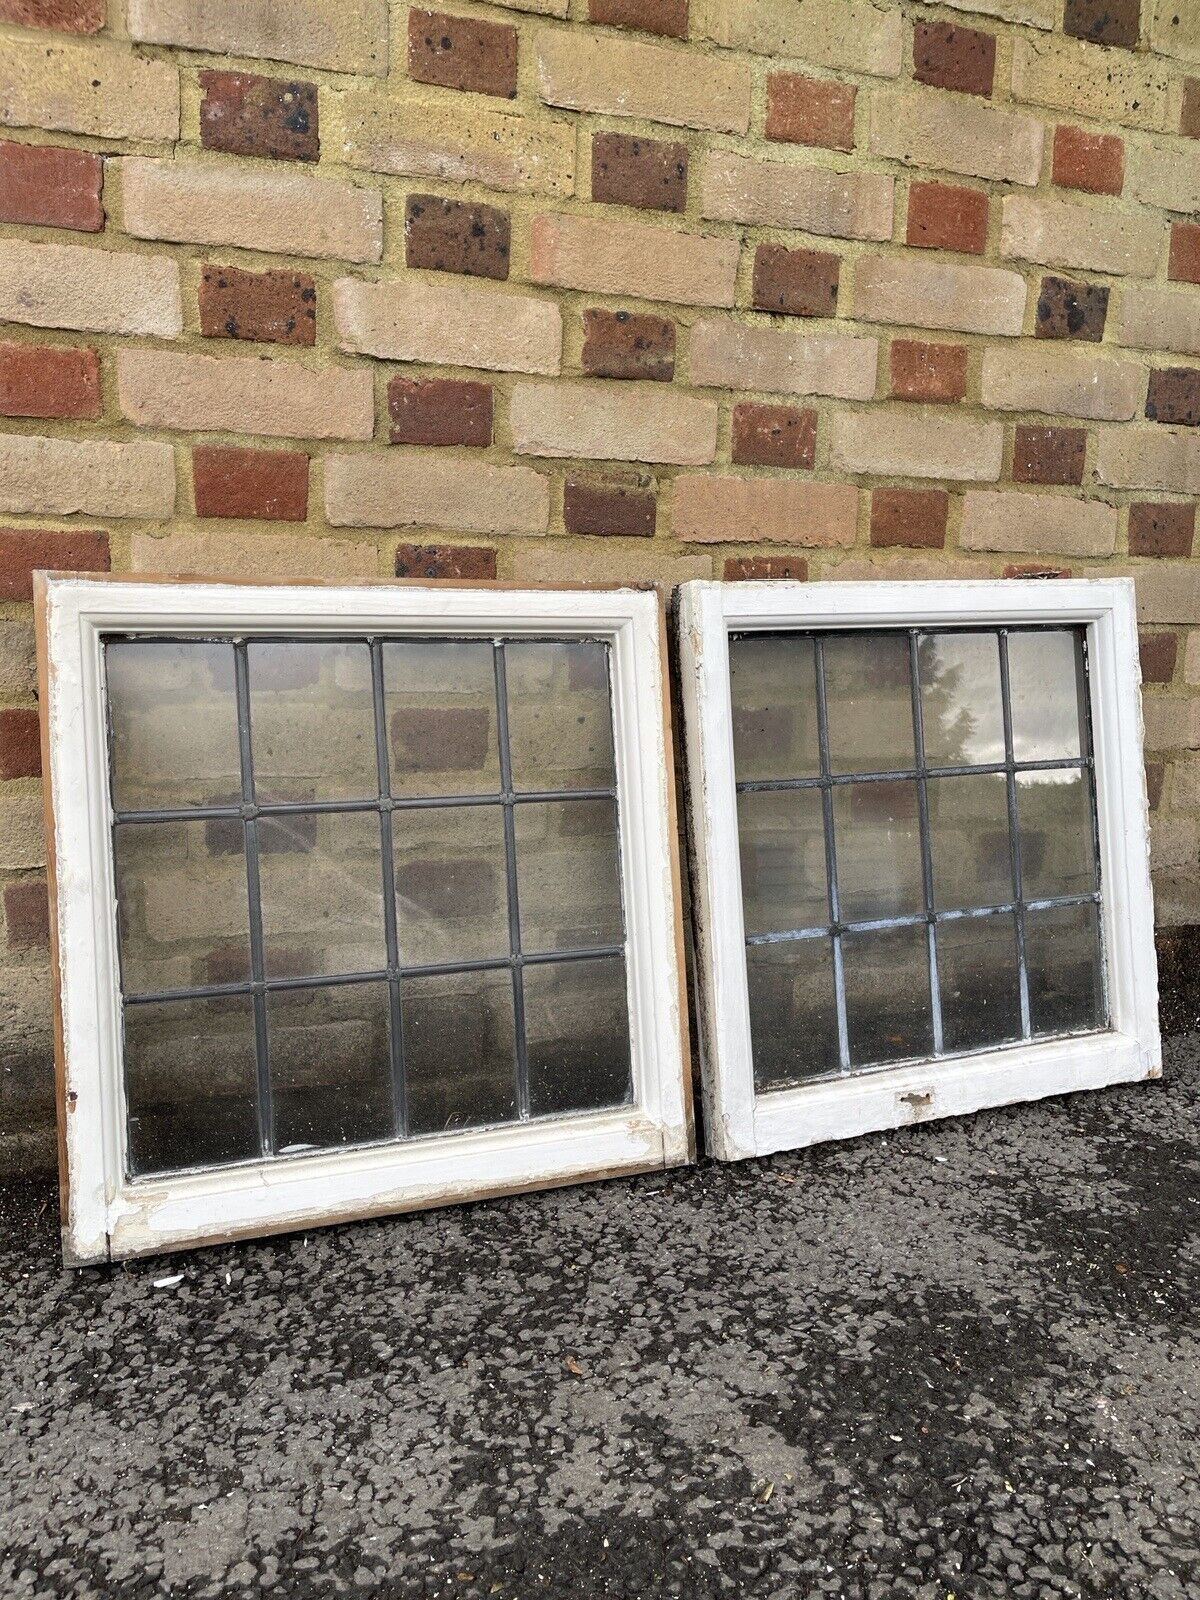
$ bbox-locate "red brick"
[1012,425,1086,487]
[0,527,109,600]
[1064,0,1139,48]
[408,9,518,99]
[765,73,856,152]
[0,0,103,30]
[731,403,816,469]
[591,132,687,213]
[563,475,656,537]
[889,340,968,403]
[1128,502,1195,559]
[0,141,103,232]
[0,708,40,779]
[199,71,319,163]
[907,181,989,255]
[581,309,675,381]
[395,543,498,579]
[1147,368,1200,427]
[1052,126,1124,197]
[193,445,309,522]
[752,245,839,318]
[724,556,809,581]
[1183,79,1200,140]
[1139,630,1178,684]
[200,265,316,347]
[1004,563,1072,579]
[392,707,492,771]
[1169,222,1200,286]
[405,193,511,281]
[3,880,48,949]
[389,377,493,447]
[0,342,100,420]
[1146,759,1165,810]
[913,20,996,99]
[870,488,948,550]
[588,0,688,37]
[1035,275,1108,342]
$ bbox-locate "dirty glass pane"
[393,803,509,966]
[918,632,1006,768]
[257,811,385,979]
[1007,630,1087,763]
[124,995,260,1177]
[738,787,828,936]
[927,774,1013,911]
[248,640,378,804]
[514,797,623,954]
[505,640,616,792]
[823,633,915,776]
[403,968,517,1136]
[832,781,924,923]
[842,925,933,1067]
[746,938,839,1090]
[268,983,394,1154]
[729,634,821,782]
[106,640,241,811]
[114,818,250,995]
[384,640,500,798]
[524,956,632,1116]
[1017,770,1098,902]
[1025,902,1105,1036]
[938,914,1022,1055]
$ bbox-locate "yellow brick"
[1119,287,1200,359]
[1011,35,1171,133]
[0,240,182,339]
[941,0,1053,24]
[0,435,175,519]
[0,795,46,872]
[981,347,1144,422]
[1001,195,1160,278]
[701,152,894,243]
[853,256,1026,338]
[531,213,738,308]
[960,492,1118,558]
[674,475,859,545]
[325,452,550,535]
[128,0,388,75]
[0,622,35,699]
[537,26,751,135]
[830,411,1003,482]
[510,381,718,466]
[334,277,563,375]
[508,543,711,587]
[130,528,380,579]
[1125,137,1200,216]
[694,0,902,79]
[1097,429,1200,496]
[0,35,179,142]
[1149,1,1200,65]
[869,89,1043,187]
[688,321,878,400]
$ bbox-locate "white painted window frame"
[38,576,693,1265]
[678,579,1160,1163]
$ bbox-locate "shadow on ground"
[1,1039,1198,1599]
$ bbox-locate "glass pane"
[257,811,385,979]
[403,968,517,1135]
[832,781,923,923]
[393,803,509,965]
[738,788,828,937]
[248,640,377,803]
[1017,770,1098,901]
[268,983,394,1154]
[937,914,1022,1055]
[514,798,623,954]
[114,818,250,995]
[524,956,632,1116]
[1007,630,1086,763]
[927,773,1013,911]
[746,937,839,1090]
[106,640,241,811]
[918,632,1006,768]
[505,640,616,792]
[729,634,820,782]
[823,633,915,776]
[385,639,500,799]
[1025,902,1105,1036]
[124,995,259,1177]
[843,925,932,1067]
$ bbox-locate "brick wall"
[1,0,1199,1169]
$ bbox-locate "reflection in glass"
[524,956,632,1115]
[385,640,500,798]
[729,634,821,782]
[506,640,616,792]
[738,788,828,936]
[1008,630,1086,763]
[107,640,241,811]
[1026,903,1105,1036]
[938,914,1022,1055]
[124,995,260,1177]
[393,804,509,965]
[268,983,394,1153]
[833,781,924,922]
[515,798,623,954]
[824,633,915,776]
[746,938,839,1090]
[1017,770,1098,902]
[257,811,385,979]
[403,968,517,1135]
[248,640,378,804]
[918,632,1006,768]
[843,924,933,1067]
[927,774,1013,911]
